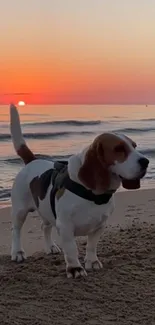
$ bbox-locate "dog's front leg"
[85,226,103,271]
[58,226,87,278]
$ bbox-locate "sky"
[0,0,155,104]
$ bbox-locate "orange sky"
[1,0,155,104]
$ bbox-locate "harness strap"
[64,175,114,205]
[50,161,115,218]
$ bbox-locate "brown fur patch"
[17,144,36,165]
[30,169,53,207]
[93,133,132,164]
[29,177,40,207]
[78,133,138,192]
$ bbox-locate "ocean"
[0,104,155,204]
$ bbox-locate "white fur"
[10,104,148,278]
[10,104,26,151]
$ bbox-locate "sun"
[18,101,25,106]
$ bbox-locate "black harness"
[49,161,115,218]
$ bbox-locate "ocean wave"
[0,189,11,200]
[138,118,155,122]
[139,148,155,157]
[3,147,155,166]
[1,149,155,201]
[0,130,94,141]
[115,127,155,134]
[23,119,102,127]
[3,154,71,165]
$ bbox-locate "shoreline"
[0,171,155,208]
[1,182,155,208]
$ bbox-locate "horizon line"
[0,102,152,106]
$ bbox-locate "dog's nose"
[138,157,149,169]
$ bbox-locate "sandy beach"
[0,189,155,324]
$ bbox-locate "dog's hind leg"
[41,222,61,255]
[11,206,28,262]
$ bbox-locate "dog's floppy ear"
[78,142,111,191]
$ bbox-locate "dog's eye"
[114,144,126,153]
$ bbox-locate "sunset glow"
[18,101,25,106]
[1,1,155,104]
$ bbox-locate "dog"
[10,104,149,278]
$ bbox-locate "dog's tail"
[10,104,36,164]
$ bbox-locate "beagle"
[10,104,149,278]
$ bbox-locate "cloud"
[3,93,32,96]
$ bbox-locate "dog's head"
[78,132,149,191]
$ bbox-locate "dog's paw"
[46,243,61,255]
[11,250,26,263]
[66,266,87,279]
[85,259,103,271]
